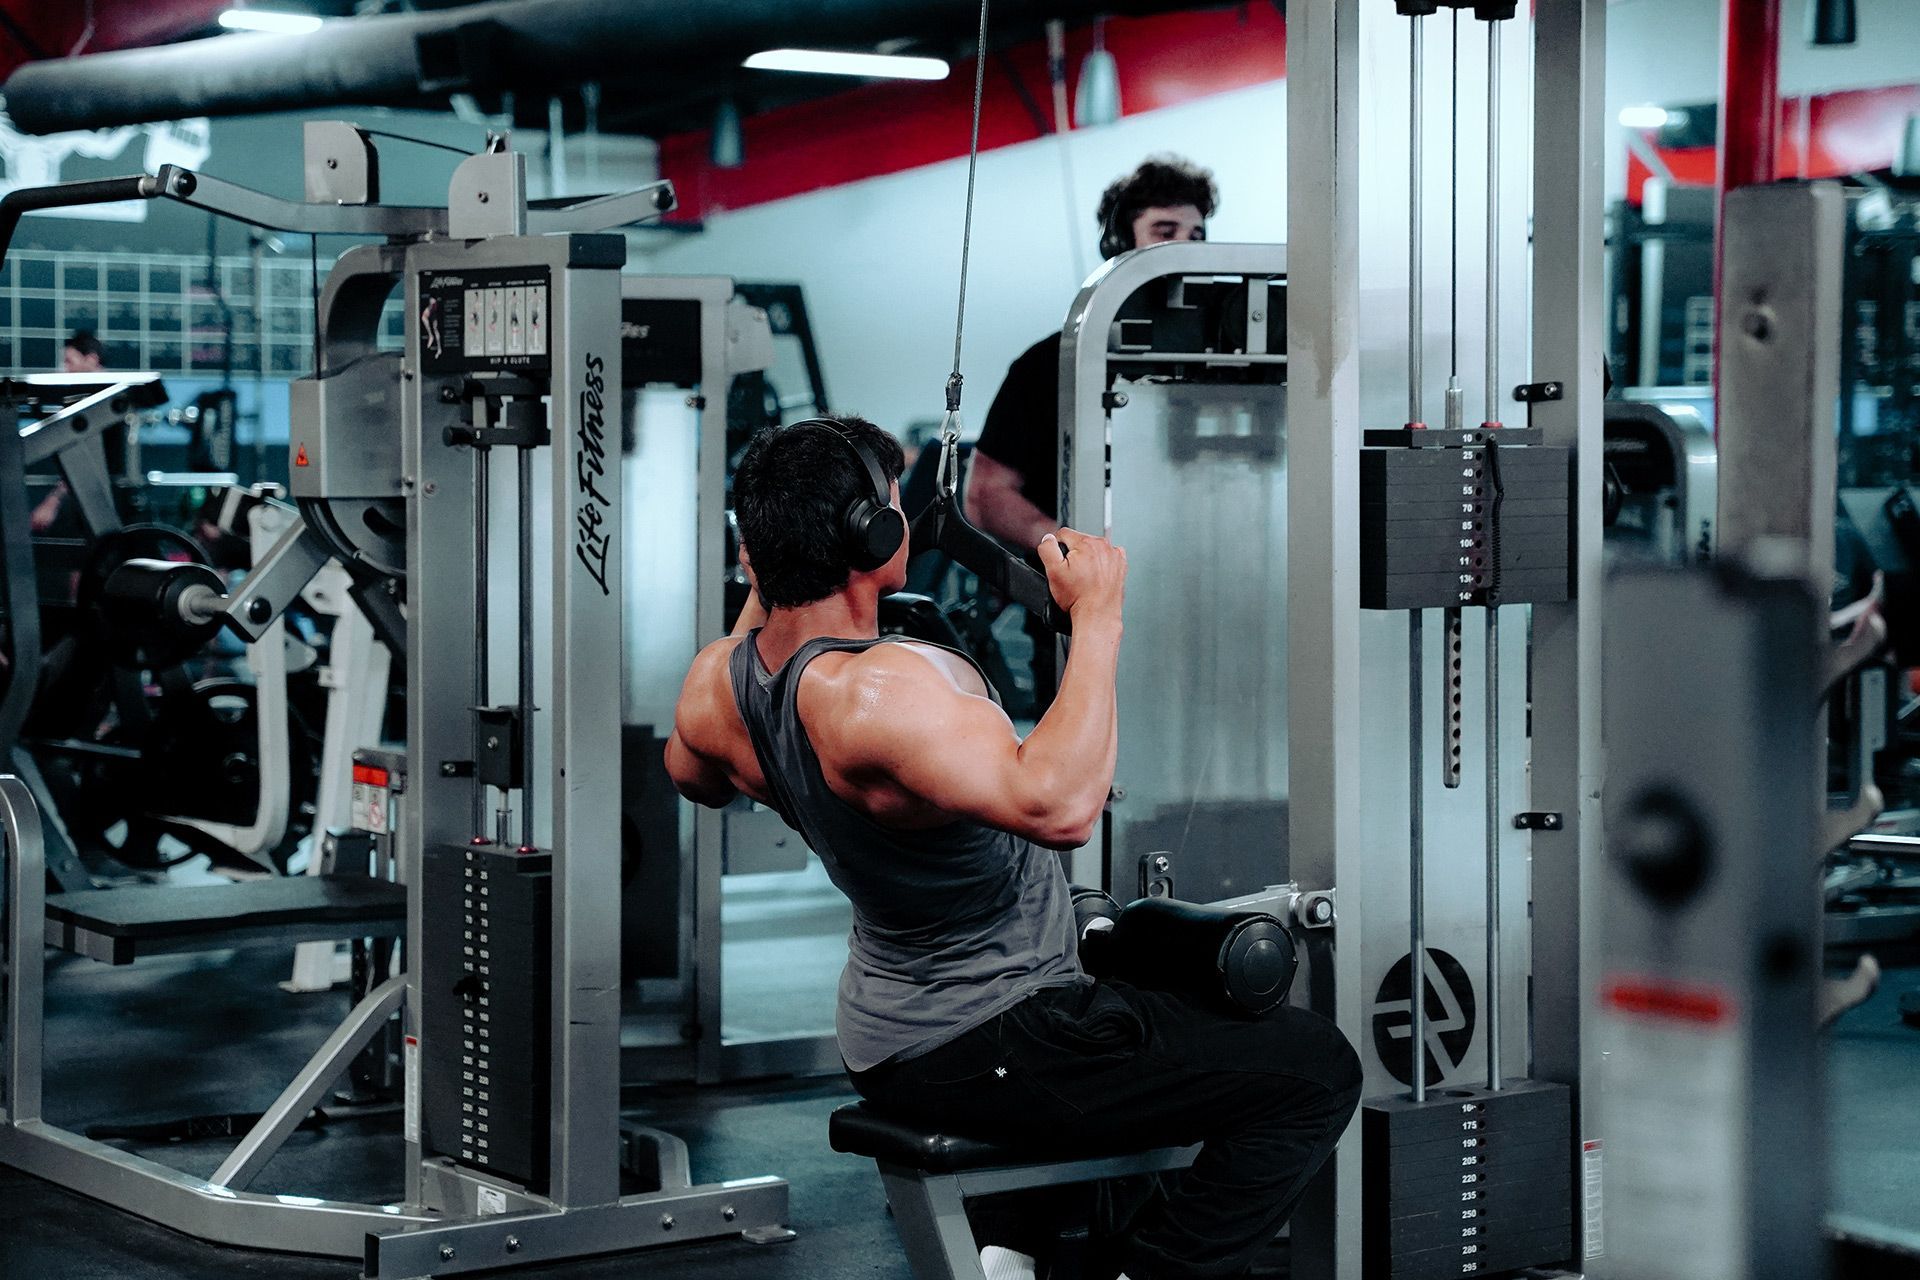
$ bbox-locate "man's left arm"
[663,643,742,808]
[664,729,738,808]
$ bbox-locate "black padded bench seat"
[45,874,406,964]
[831,1100,1040,1173]
[830,1102,1197,1280]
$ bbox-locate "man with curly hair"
[965,156,1217,703]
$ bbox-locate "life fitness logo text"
[573,352,612,596]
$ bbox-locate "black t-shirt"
[973,331,1063,521]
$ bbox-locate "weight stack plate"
[1362,1080,1575,1280]
[421,842,553,1192]
[1360,444,1573,610]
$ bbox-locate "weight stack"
[421,842,552,1192]
[1360,429,1572,611]
[1362,1079,1574,1280]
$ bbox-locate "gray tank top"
[728,630,1083,1071]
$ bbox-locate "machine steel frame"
[0,133,789,1278]
[1280,3,1607,1276]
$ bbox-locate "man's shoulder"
[680,635,748,724]
[812,641,948,700]
[804,644,958,729]
[1014,329,1064,368]
[803,643,972,768]
[689,633,746,681]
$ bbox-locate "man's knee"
[1254,1005,1363,1100]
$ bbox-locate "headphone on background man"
[788,418,906,573]
[1098,201,1133,261]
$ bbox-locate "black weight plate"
[1362,543,1570,576]
[1379,1113,1571,1161]
[1362,497,1570,521]
[1382,1223,1575,1280]
[1361,517,1572,546]
[1364,1084,1570,1139]
[1383,1140,1571,1189]
[1388,1211,1572,1255]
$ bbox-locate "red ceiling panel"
[0,0,228,84]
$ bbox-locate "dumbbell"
[1068,887,1297,1017]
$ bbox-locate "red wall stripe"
[1628,82,1920,204]
[657,7,1287,222]
[0,0,230,80]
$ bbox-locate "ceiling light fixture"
[1808,0,1857,46]
[711,98,745,170]
[1075,19,1121,128]
[742,49,949,80]
[1617,105,1671,130]
[218,6,324,35]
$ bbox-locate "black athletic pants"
[850,980,1363,1279]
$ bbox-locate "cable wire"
[357,127,476,159]
[946,0,992,416]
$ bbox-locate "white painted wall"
[636,81,1287,439]
[1606,0,1920,200]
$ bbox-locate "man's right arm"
[825,529,1126,848]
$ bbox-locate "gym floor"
[4,937,1917,1279]
[0,944,902,1280]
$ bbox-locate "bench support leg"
[878,1163,990,1280]
[211,971,407,1190]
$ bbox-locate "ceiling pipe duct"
[2,0,1178,136]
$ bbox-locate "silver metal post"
[1,777,46,1125]
[473,440,490,839]
[1484,14,1506,1094]
[1484,606,1502,1090]
[1408,15,1425,427]
[1445,9,1463,434]
[1409,608,1426,1103]
[1408,11,1430,1106]
[517,436,537,850]
[1484,20,1502,426]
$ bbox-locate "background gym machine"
[1,124,790,1276]
[1046,2,1594,1275]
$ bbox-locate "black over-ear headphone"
[1099,202,1132,260]
[790,418,906,572]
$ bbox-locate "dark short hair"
[1096,155,1219,258]
[734,415,905,609]
[65,329,103,359]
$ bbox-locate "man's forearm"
[1015,616,1122,834]
[965,456,1057,551]
[731,591,769,637]
[976,485,1056,551]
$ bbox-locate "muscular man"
[667,416,1360,1280]
[965,156,1216,703]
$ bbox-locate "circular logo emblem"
[1370,948,1477,1088]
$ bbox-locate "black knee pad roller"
[1069,890,1297,1017]
[1070,885,1122,947]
